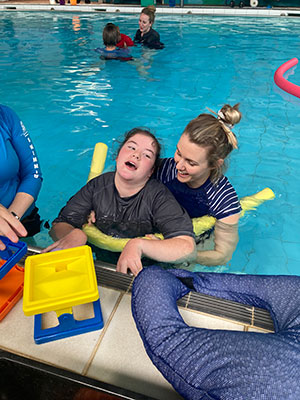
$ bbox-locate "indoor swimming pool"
[1,11,299,275]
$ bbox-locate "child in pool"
[44,128,196,276]
[95,23,132,61]
[116,25,134,48]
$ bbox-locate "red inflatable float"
[274,58,300,98]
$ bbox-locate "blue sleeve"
[118,48,131,57]
[154,158,176,184]
[3,105,42,200]
[206,176,241,219]
[94,47,104,55]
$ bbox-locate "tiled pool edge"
[23,246,274,332]
[1,3,300,17]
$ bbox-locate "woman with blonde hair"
[134,6,164,49]
[155,103,242,266]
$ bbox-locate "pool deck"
[0,246,271,399]
[1,0,300,16]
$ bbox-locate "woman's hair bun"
[218,103,242,127]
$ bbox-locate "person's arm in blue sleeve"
[3,106,42,218]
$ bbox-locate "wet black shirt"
[134,28,164,49]
[53,172,193,240]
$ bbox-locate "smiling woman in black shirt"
[134,6,164,50]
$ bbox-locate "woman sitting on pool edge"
[0,104,43,239]
[134,6,164,50]
[154,104,242,266]
[43,128,195,276]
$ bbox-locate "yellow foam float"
[83,143,275,252]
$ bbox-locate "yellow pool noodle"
[87,142,108,182]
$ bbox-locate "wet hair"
[141,5,156,25]
[102,23,120,47]
[117,127,161,169]
[183,103,242,182]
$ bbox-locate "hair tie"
[218,120,238,149]
[206,107,238,149]
[217,110,233,130]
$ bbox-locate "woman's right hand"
[0,204,27,250]
[42,228,87,253]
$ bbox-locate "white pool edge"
[0,3,300,17]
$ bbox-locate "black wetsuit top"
[53,172,193,240]
[134,28,164,49]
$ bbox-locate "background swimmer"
[95,23,132,61]
[115,24,134,48]
[134,6,164,50]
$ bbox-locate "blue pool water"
[1,11,299,275]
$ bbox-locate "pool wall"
[1,2,300,17]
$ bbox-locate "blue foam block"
[0,237,27,280]
[34,299,104,344]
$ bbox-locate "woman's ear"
[216,159,224,168]
[210,159,223,172]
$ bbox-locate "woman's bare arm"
[196,218,239,266]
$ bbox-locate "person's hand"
[0,204,27,250]
[145,234,160,240]
[42,228,87,253]
[116,238,143,276]
[87,210,96,225]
